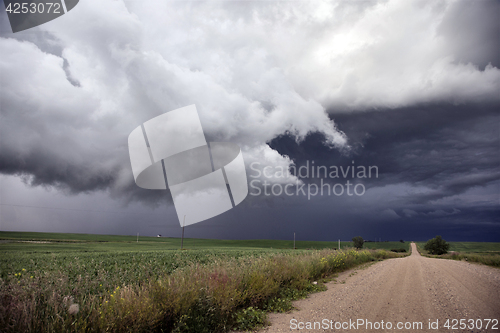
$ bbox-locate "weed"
[0,246,401,332]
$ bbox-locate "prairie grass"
[0,248,400,332]
[427,252,500,267]
[415,244,500,267]
[414,241,500,254]
[443,252,500,267]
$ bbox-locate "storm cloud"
[0,0,498,241]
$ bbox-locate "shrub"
[390,248,406,253]
[424,235,450,255]
[373,249,388,259]
[352,236,364,249]
[233,307,267,331]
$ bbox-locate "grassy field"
[0,231,411,252]
[361,241,410,251]
[0,231,407,332]
[415,241,500,253]
[0,231,410,283]
[415,241,500,268]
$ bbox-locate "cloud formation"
[0,0,498,208]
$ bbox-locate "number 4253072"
[5,2,62,14]
[443,318,498,330]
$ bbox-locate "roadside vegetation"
[0,232,406,332]
[424,235,450,255]
[416,241,500,268]
[352,236,364,249]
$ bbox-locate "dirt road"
[259,243,500,332]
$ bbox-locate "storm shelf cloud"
[0,0,499,241]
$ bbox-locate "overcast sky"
[1,0,499,242]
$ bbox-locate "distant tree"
[400,239,405,243]
[424,235,450,255]
[352,236,364,249]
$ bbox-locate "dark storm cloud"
[336,103,500,197]
[271,103,499,188]
[268,101,500,237]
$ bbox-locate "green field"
[360,241,410,251]
[0,231,411,252]
[415,241,500,268]
[0,232,412,283]
[415,241,500,254]
[0,231,407,332]
[0,232,411,283]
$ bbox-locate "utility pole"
[181,215,186,250]
[338,239,340,250]
[137,233,139,243]
[293,232,296,249]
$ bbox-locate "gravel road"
[253,243,500,332]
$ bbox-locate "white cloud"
[111,0,498,111]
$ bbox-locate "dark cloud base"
[264,102,500,242]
